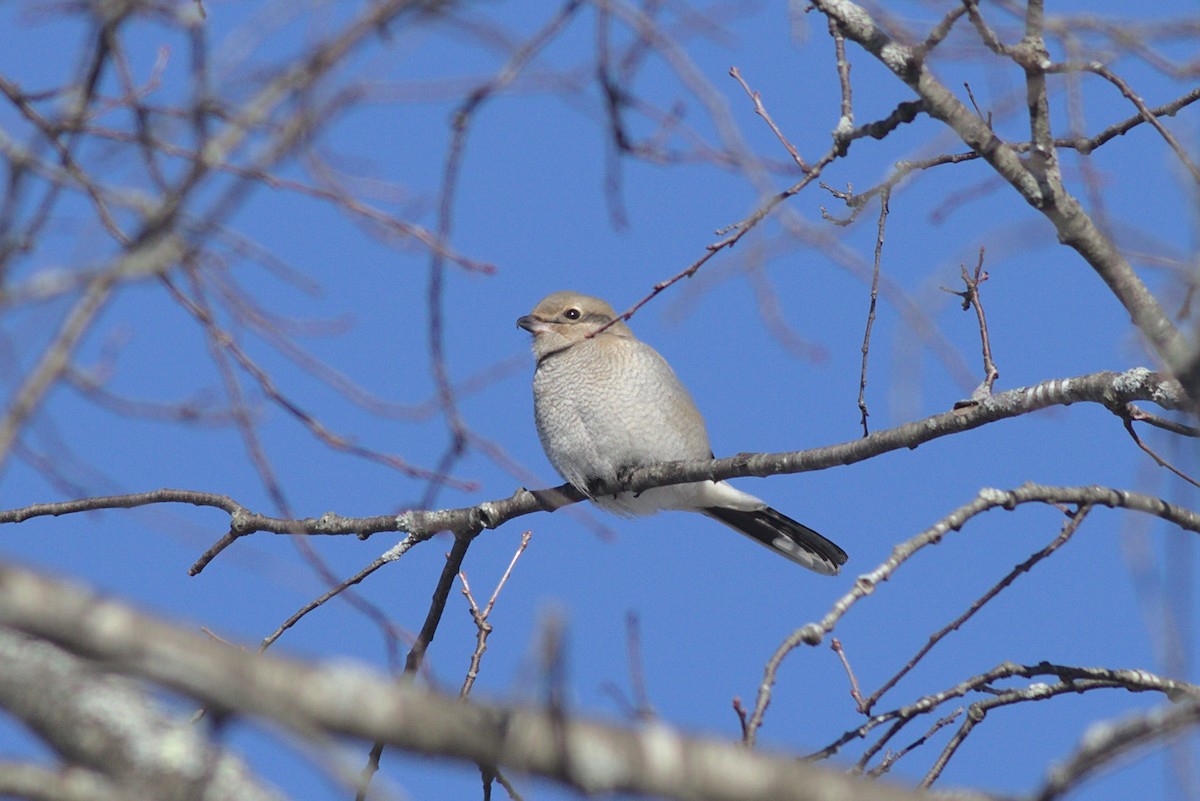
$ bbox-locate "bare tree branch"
[0,562,985,801]
[746,481,1200,744]
[812,0,1200,394]
[1031,699,1200,801]
[1,368,1184,574]
[0,627,284,801]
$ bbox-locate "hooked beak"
[516,315,547,333]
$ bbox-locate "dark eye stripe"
[581,312,612,324]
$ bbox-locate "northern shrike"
[517,291,847,575]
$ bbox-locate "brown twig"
[944,248,1000,406]
[624,612,655,721]
[1047,60,1200,184]
[732,697,750,742]
[728,66,810,172]
[858,187,888,436]
[924,674,1116,787]
[1122,414,1200,489]
[866,710,963,779]
[831,638,867,712]
[818,85,1200,220]
[1056,86,1200,156]
[459,531,534,698]
[459,532,532,801]
[1124,403,1200,438]
[258,556,414,667]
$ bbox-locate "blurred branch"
[0,761,126,801]
[0,259,149,469]
[1031,699,1200,801]
[0,627,283,801]
[0,0,455,473]
[0,561,978,801]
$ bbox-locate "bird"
[517,290,847,575]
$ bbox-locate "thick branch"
[0,627,283,801]
[811,0,1199,394]
[0,562,980,801]
[0,762,125,801]
[0,368,1184,572]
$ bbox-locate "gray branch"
[0,561,990,801]
[0,627,285,801]
[810,0,1200,395]
[0,368,1185,574]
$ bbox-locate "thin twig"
[459,531,534,697]
[745,481,1200,746]
[624,612,655,721]
[356,532,478,801]
[944,248,1000,406]
[732,697,750,742]
[831,638,867,712]
[858,187,888,436]
[729,66,810,171]
[1122,415,1200,489]
[1125,404,1200,437]
[860,505,1091,716]
[866,709,962,778]
[830,16,853,134]
[1047,60,1200,184]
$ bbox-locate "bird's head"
[517,291,633,359]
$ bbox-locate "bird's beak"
[517,315,546,333]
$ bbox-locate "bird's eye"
[564,308,581,320]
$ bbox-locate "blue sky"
[2,1,1198,799]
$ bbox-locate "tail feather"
[702,506,847,576]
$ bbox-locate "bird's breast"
[531,340,711,490]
